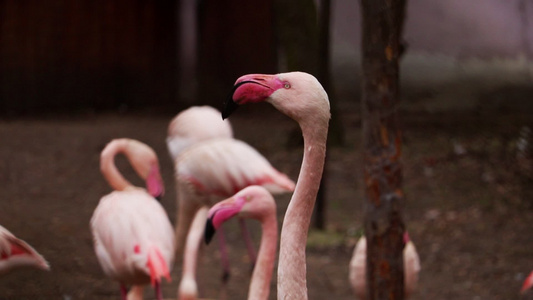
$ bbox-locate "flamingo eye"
[284,82,290,89]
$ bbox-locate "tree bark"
[360,0,407,299]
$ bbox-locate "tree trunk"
[360,0,407,299]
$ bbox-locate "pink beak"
[223,74,284,119]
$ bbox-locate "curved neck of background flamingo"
[248,212,277,300]
[277,120,328,300]
[179,206,208,300]
[100,140,135,192]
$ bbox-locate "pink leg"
[239,218,257,271]
[217,227,231,283]
[120,284,128,300]
[154,280,163,300]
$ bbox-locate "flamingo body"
[91,189,175,285]
[0,225,49,276]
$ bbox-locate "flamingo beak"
[222,81,257,119]
[222,74,284,119]
[204,218,216,244]
[204,196,247,244]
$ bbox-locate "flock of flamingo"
[1,71,529,299]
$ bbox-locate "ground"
[0,81,532,300]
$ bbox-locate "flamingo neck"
[100,140,135,191]
[178,207,208,300]
[248,213,277,300]
[278,122,328,300]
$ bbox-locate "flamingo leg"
[154,280,163,300]
[217,227,231,283]
[239,218,257,271]
[120,284,128,300]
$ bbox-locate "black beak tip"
[155,194,163,202]
[205,218,216,244]
[222,98,239,120]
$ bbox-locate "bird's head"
[223,72,330,124]
[205,186,276,244]
[125,139,165,200]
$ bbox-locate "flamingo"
[223,71,330,299]
[174,138,295,278]
[205,186,278,300]
[91,138,175,300]
[0,225,50,276]
[166,106,233,161]
[349,233,421,299]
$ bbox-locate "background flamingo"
[224,71,330,299]
[91,138,175,300]
[349,233,421,299]
[174,138,294,280]
[0,225,49,276]
[205,185,278,300]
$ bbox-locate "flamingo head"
[146,163,165,200]
[223,72,330,124]
[205,186,276,244]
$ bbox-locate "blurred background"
[0,0,532,299]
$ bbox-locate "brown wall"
[0,0,178,113]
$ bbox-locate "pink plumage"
[91,138,175,300]
[0,225,50,276]
[349,236,421,299]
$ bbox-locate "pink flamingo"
[205,186,278,300]
[0,225,50,275]
[91,138,175,300]
[349,233,421,299]
[166,106,233,161]
[174,138,295,279]
[521,271,533,295]
[224,71,330,299]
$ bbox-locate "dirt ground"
[0,87,532,300]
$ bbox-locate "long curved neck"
[277,121,328,300]
[179,207,208,300]
[248,214,277,300]
[100,140,135,191]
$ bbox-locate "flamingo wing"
[177,138,295,198]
